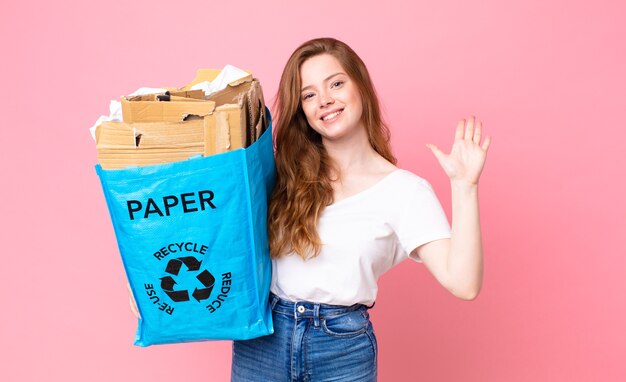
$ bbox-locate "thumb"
[426,143,445,162]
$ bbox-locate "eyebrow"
[301,72,345,92]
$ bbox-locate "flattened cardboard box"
[96,120,206,167]
[121,90,214,123]
[96,70,267,170]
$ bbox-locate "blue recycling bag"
[96,116,275,346]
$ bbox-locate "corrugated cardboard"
[96,69,267,170]
[121,93,215,123]
[96,120,205,169]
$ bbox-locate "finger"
[481,135,492,151]
[465,116,475,141]
[426,143,445,161]
[129,295,139,318]
[473,119,482,144]
[126,282,133,297]
[127,282,140,319]
[455,119,465,140]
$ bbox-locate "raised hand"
[426,116,491,185]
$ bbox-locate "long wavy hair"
[268,37,396,260]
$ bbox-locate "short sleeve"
[392,176,451,263]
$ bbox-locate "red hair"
[268,37,396,260]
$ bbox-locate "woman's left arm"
[417,116,491,300]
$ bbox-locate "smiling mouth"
[321,109,343,121]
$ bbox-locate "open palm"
[427,116,491,185]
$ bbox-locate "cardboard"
[121,94,216,123]
[96,69,268,170]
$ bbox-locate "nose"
[319,92,334,107]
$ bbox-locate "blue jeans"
[231,294,378,382]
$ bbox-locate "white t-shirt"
[270,169,452,306]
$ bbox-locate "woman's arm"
[417,116,491,300]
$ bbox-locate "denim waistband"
[269,293,370,319]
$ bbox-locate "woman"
[230,38,490,381]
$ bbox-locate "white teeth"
[322,110,342,121]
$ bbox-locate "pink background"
[2,0,624,381]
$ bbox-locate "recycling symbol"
[159,256,215,303]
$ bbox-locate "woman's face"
[299,54,364,143]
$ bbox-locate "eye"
[331,81,344,88]
[302,93,315,101]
